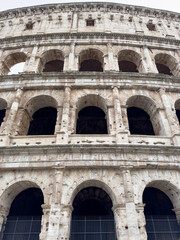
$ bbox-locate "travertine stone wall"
[0,2,180,240]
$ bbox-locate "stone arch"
[76,94,108,134]
[18,95,58,135]
[175,99,180,125]
[0,180,43,212]
[79,48,104,72]
[25,94,58,117]
[118,49,143,73]
[2,51,27,75]
[38,49,65,73]
[126,95,160,135]
[143,180,180,210]
[142,180,180,239]
[70,179,117,208]
[76,94,107,114]
[154,53,178,76]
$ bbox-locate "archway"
[79,49,104,72]
[2,188,44,240]
[155,53,178,76]
[126,95,159,135]
[127,107,155,135]
[27,107,57,135]
[3,52,27,75]
[76,106,108,134]
[70,187,116,240]
[39,49,64,73]
[143,187,180,240]
[118,50,142,73]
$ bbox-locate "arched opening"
[118,50,142,73]
[27,107,57,135]
[76,106,108,134]
[155,53,178,76]
[2,188,44,240]
[80,59,103,72]
[43,60,64,72]
[143,187,180,239]
[118,60,138,72]
[127,107,155,135]
[156,63,172,75]
[70,187,116,240]
[39,49,64,73]
[3,52,27,75]
[79,49,104,72]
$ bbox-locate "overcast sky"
[0,0,180,13]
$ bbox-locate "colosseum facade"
[0,2,180,240]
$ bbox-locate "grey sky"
[0,0,180,13]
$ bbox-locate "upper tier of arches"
[1,47,179,76]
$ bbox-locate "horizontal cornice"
[0,72,179,92]
[0,32,180,49]
[0,2,180,21]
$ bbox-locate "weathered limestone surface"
[0,2,180,240]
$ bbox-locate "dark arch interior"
[76,106,108,134]
[176,109,180,124]
[27,107,57,135]
[71,187,116,240]
[9,188,44,216]
[3,188,44,240]
[127,107,155,135]
[72,187,113,216]
[0,109,6,126]
[143,187,180,240]
[79,59,103,72]
[143,187,174,215]
[156,63,172,75]
[43,60,64,72]
[118,60,138,72]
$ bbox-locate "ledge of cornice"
[0,2,179,20]
[0,32,180,47]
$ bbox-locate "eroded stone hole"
[76,106,108,134]
[2,188,44,240]
[27,107,57,135]
[79,59,103,72]
[156,63,172,75]
[118,60,138,72]
[127,107,155,135]
[143,187,180,239]
[43,60,64,72]
[70,187,116,239]
[146,23,156,31]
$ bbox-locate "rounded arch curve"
[3,51,27,75]
[144,180,180,210]
[79,48,104,72]
[39,49,65,72]
[69,179,117,207]
[126,95,159,135]
[155,53,178,76]
[118,49,142,73]
[76,94,107,114]
[0,180,43,212]
[25,94,58,117]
